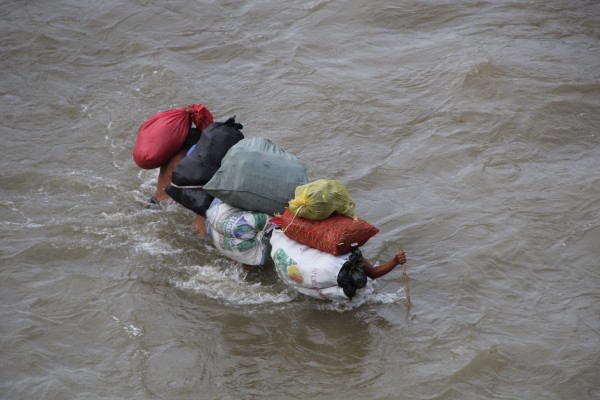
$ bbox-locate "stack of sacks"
[269,180,380,300]
[202,137,309,266]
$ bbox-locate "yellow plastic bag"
[288,179,356,220]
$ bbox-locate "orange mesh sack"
[271,209,379,256]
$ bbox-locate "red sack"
[132,104,213,169]
[271,209,379,255]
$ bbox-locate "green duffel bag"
[203,137,308,215]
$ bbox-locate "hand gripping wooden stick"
[399,245,411,305]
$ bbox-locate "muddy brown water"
[1,1,599,399]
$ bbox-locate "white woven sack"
[270,229,351,299]
[205,199,272,266]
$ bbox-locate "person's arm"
[154,149,187,202]
[192,213,207,238]
[363,249,406,279]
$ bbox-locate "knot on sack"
[223,115,243,130]
[288,193,308,211]
[186,104,214,131]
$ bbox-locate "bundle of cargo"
[269,180,380,300]
[201,137,309,266]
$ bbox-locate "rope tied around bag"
[282,205,304,234]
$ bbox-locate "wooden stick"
[399,245,411,306]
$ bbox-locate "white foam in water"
[135,238,183,256]
[173,263,407,310]
[2,220,45,229]
[174,264,294,305]
[137,169,159,193]
[112,316,143,338]
[65,169,121,190]
[124,324,143,337]
[314,281,406,312]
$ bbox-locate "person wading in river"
[147,128,208,238]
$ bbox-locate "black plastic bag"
[165,117,244,215]
[336,244,367,299]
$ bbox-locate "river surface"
[1,1,599,399]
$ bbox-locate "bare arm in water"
[363,249,406,279]
[152,149,208,238]
[193,214,207,238]
[153,149,187,202]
